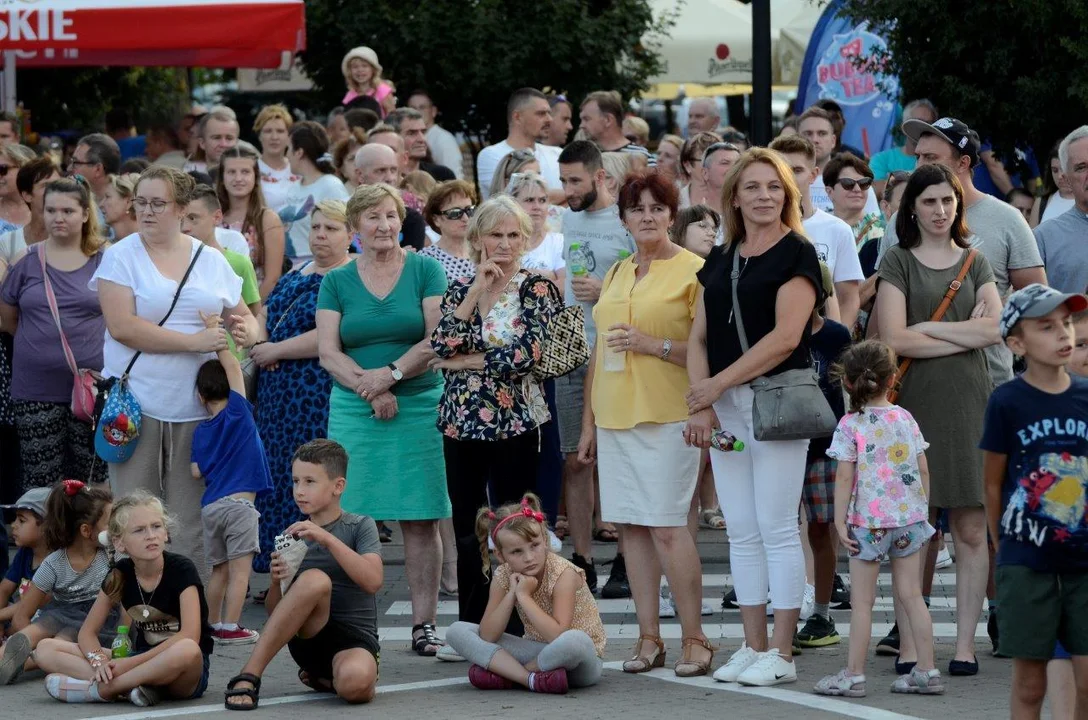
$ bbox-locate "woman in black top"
[685,148,822,687]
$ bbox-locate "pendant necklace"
[136,564,163,619]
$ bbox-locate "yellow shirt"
[591,249,703,429]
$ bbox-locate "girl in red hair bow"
[443,493,606,694]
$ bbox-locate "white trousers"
[708,384,809,609]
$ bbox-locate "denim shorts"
[847,521,935,562]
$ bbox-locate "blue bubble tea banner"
[795,0,900,157]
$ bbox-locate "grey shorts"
[201,496,260,566]
[554,363,589,453]
[847,521,935,563]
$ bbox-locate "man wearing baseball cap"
[981,283,1088,717]
[875,116,1045,387]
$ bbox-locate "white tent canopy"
[647,0,822,94]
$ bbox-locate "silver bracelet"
[661,338,673,361]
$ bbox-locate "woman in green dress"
[316,182,451,656]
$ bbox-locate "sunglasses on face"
[836,177,873,191]
[0,165,12,175]
[440,206,475,221]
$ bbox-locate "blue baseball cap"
[1000,283,1088,339]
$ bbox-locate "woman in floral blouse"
[431,195,560,624]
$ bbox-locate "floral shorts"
[847,521,935,562]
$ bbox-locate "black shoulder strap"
[121,243,206,378]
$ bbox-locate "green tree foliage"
[20,67,188,133]
[301,0,675,148]
[839,0,1088,160]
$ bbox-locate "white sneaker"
[736,649,798,687]
[800,583,816,620]
[659,588,676,618]
[713,643,760,683]
[435,644,465,662]
[935,547,953,569]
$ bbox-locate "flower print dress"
[826,404,932,531]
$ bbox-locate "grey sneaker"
[0,633,31,685]
[891,667,945,695]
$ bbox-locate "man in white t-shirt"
[476,88,561,200]
[770,134,864,328]
[407,90,464,179]
[799,106,879,216]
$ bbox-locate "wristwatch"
[661,338,673,361]
[388,363,404,383]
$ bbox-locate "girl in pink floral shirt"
[814,340,942,698]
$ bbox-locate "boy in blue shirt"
[191,312,273,645]
[981,284,1088,719]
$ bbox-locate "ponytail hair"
[43,480,113,552]
[290,121,336,175]
[830,339,899,413]
[474,493,547,580]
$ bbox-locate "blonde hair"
[601,152,633,187]
[504,171,548,200]
[400,170,437,203]
[1,143,34,168]
[720,147,806,246]
[466,195,532,264]
[253,104,293,134]
[313,199,348,226]
[474,493,546,579]
[658,133,683,155]
[107,172,140,220]
[622,116,650,146]
[102,491,173,602]
[346,182,406,231]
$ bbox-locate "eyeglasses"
[67,158,97,168]
[835,177,873,191]
[440,205,475,221]
[133,197,172,215]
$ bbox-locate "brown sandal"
[674,636,717,677]
[622,634,666,674]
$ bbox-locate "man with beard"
[476,87,561,199]
[555,140,636,600]
[387,108,456,181]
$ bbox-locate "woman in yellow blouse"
[576,172,712,677]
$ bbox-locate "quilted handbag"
[521,274,590,381]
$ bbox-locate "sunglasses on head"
[836,177,873,191]
[440,205,475,221]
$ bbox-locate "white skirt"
[597,421,701,527]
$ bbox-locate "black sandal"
[225,673,262,711]
[412,623,444,656]
[297,668,334,693]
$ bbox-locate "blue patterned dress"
[253,268,333,572]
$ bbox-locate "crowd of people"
[0,42,1083,718]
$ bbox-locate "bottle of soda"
[111,625,132,659]
[569,243,589,276]
[710,429,745,452]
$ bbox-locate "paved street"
[4,529,1025,720]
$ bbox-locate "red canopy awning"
[0,0,305,68]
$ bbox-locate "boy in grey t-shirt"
[226,440,383,708]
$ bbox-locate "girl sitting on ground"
[445,494,605,694]
[34,492,213,706]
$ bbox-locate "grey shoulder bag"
[730,247,836,441]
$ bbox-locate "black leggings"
[444,430,540,624]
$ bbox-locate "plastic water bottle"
[617,249,632,261]
[710,429,745,452]
[111,625,132,658]
[569,243,589,276]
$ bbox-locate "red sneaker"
[213,627,260,645]
[529,668,569,694]
[468,664,514,690]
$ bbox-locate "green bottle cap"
[117,625,129,633]
[569,242,581,250]
[733,441,745,452]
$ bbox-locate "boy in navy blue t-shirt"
[981,284,1088,718]
[0,488,49,629]
[191,312,273,645]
